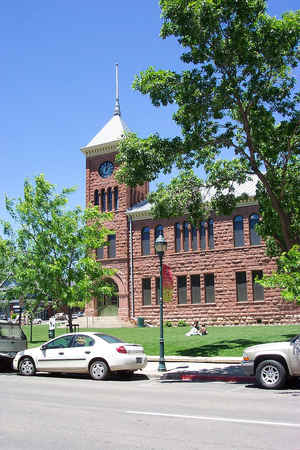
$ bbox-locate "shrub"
[165,320,172,327]
[177,319,187,327]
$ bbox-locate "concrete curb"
[160,371,254,383]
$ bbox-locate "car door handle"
[59,352,64,355]
[85,351,91,354]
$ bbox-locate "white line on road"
[126,410,300,428]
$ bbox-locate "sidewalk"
[139,355,254,384]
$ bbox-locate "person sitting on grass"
[200,324,208,335]
[185,320,201,336]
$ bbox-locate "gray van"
[0,320,27,366]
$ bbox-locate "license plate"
[136,357,142,363]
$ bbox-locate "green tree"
[116,0,300,255]
[0,174,115,332]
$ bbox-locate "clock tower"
[80,65,149,320]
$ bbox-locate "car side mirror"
[41,344,47,351]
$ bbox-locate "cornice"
[80,140,119,158]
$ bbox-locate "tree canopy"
[0,174,115,331]
[116,0,300,255]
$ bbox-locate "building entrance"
[98,280,119,316]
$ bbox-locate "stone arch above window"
[249,213,261,245]
[233,215,244,247]
[141,226,150,256]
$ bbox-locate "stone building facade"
[80,77,300,326]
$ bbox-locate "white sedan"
[13,332,147,380]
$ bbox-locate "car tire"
[89,360,109,380]
[255,359,287,389]
[19,357,36,376]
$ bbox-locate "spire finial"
[113,63,121,116]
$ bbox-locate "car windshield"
[94,333,123,344]
[0,324,25,339]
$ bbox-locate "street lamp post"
[155,233,167,372]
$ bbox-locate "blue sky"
[0,1,299,221]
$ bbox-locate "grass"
[23,324,300,357]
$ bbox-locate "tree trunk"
[68,307,73,333]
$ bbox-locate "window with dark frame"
[114,187,119,210]
[142,278,151,306]
[141,227,150,255]
[200,221,206,249]
[233,215,244,247]
[191,275,201,304]
[94,190,99,206]
[107,188,112,211]
[191,226,198,251]
[177,276,187,304]
[205,273,215,303]
[236,271,248,302]
[183,222,189,251]
[252,270,264,301]
[249,213,261,245]
[101,189,106,212]
[108,234,116,258]
[96,247,104,259]
[208,218,214,249]
[174,223,181,252]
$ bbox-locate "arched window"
[174,223,181,252]
[234,215,244,247]
[183,222,189,251]
[101,189,106,212]
[249,213,261,245]
[208,218,214,249]
[94,190,99,206]
[107,188,112,211]
[200,221,206,249]
[114,187,119,210]
[141,227,150,255]
[191,225,198,251]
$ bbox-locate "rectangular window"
[236,272,248,302]
[191,226,198,251]
[200,222,206,249]
[108,234,116,258]
[191,275,201,304]
[177,276,187,304]
[156,277,160,304]
[96,247,104,259]
[252,270,264,301]
[205,273,215,303]
[175,224,181,252]
[142,278,151,306]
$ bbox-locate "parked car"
[242,334,300,389]
[0,320,27,367]
[13,332,147,380]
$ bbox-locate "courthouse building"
[80,72,300,326]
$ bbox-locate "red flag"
[162,264,173,302]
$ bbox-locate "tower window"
[205,273,215,303]
[177,276,187,304]
[142,278,151,306]
[208,218,214,249]
[183,222,189,251]
[233,216,244,247]
[236,271,247,302]
[101,189,106,212]
[108,234,116,258]
[191,225,198,251]
[200,221,206,249]
[141,227,150,256]
[114,187,119,210]
[94,190,99,206]
[107,188,112,211]
[191,275,201,304]
[174,223,181,253]
[252,270,264,301]
[249,213,261,245]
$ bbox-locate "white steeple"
[81,64,130,157]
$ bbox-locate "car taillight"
[116,345,127,354]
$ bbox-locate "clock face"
[98,161,114,178]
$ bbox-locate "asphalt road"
[1,371,300,450]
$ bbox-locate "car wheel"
[89,360,109,380]
[19,357,36,376]
[255,359,287,389]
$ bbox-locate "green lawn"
[23,324,300,357]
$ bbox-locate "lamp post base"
[158,360,167,372]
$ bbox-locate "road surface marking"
[126,410,300,428]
